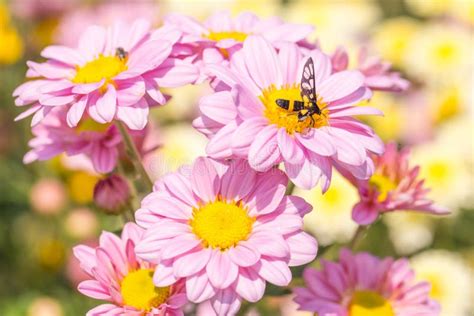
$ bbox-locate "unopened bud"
[93,174,131,214]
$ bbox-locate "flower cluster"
[13,10,448,316]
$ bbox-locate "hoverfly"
[115,47,128,61]
[276,57,322,126]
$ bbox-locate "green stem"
[349,225,367,250]
[117,121,153,192]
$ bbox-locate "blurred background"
[0,0,472,315]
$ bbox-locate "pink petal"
[191,157,219,203]
[39,95,75,106]
[86,304,123,316]
[329,127,367,166]
[95,85,117,123]
[186,270,216,303]
[153,261,178,287]
[116,100,149,130]
[330,106,384,118]
[173,248,211,278]
[307,50,332,86]
[278,42,302,85]
[41,45,85,66]
[206,250,238,289]
[248,125,281,172]
[257,257,292,286]
[245,169,288,216]
[79,26,106,59]
[161,235,201,260]
[152,58,199,88]
[66,97,87,127]
[78,280,111,300]
[91,145,117,174]
[319,71,364,102]
[286,231,318,266]
[228,242,260,268]
[161,172,196,207]
[206,121,237,159]
[231,117,267,156]
[199,91,237,125]
[277,128,305,164]
[235,268,265,302]
[220,160,257,201]
[211,288,241,316]
[243,36,282,89]
[352,201,379,225]
[249,233,290,258]
[116,80,146,107]
[296,127,336,157]
[145,194,192,219]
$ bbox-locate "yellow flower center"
[424,273,443,300]
[434,42,457,61]
[349,290,394,316]
[426,161,449,184]
[260,84,329,135]
[369,173,398,202]
[190,200,255,250]
[75,118,111,134]
[206,31,248,42]
[120,269,170,311]
[73,55,127,85]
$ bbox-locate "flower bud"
[93,174,131,214]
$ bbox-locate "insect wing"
[300,57,317,103]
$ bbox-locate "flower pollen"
[349,290,394,316]
[73,54,127,85]
[190,199,254,250]
[260,84,329,134]
[206,31,248,42]
[120,269,170,311]
[369,173,397,202]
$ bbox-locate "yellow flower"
[403,23,472,82]
[363,93,403,142]
[384,212,435,255]
[411,250,473,316]
[411,122,473,210]
[405,0,451,17]
[285,0,380,50]
[146,124,207,180]
[294,172,358,246]
[0,4,23,64]
[67,171,101,204]
[371,17,419,67]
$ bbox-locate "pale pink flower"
[22,107,149,174]
[193,36,384,191]
[55,0,160,47]
[347,141,449,225]
[13,19,198,130]
[165,11,314,79]
[135,157,318,315]
[331,46,410,92]
[294,249,440,316]
[11,0,77,20]
[74,223,187,316]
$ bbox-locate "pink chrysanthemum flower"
[331,47,410,92]
[23,107,154,174]
[165,11,314,76]
[13,19,198,130]
[346,141,449,225]
[294,249,440,316]
[135,157,318,315]
[74,223,187,316]
[193,36,384,191]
